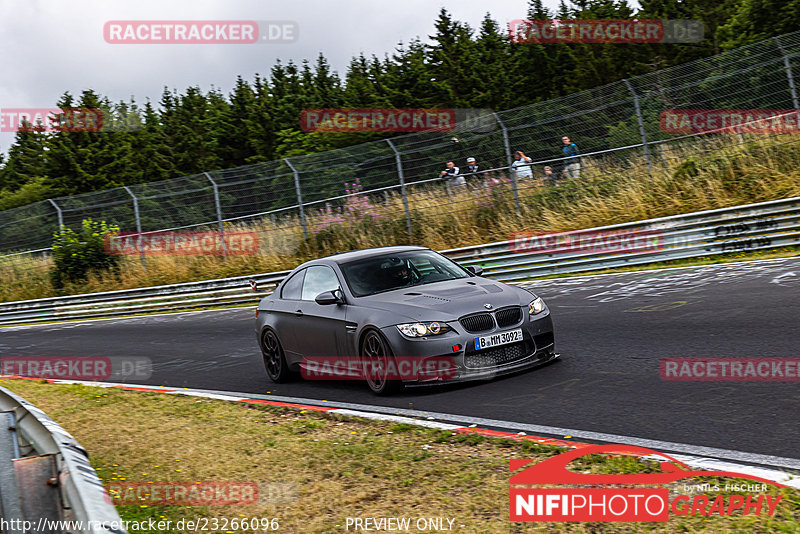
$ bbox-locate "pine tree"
[717,0,800,50]
[383,39,436,107]
[0,120,47,192]
[129,101,176,183]
[472,14,514,109]
[427,8,483,107]
[45,90,122,195]
[245,74,277,163]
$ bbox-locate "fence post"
[492,112,520,216]
[122,186,146,269]
[774,36,800,112]
[623,79,653,174]
[385,139,413,241]
[283,158,308,240]
[47,199,64,230]
[204,172,227,257]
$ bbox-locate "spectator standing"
[465,157,480,176]
[510,151,533,180]
[440,161,465,187]
[561,136,580,179]
[543,166,558,186]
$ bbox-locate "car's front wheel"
[261,329,291,383]
[361,330,402,395]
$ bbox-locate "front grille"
[465,342,526,368]
[459,313,494,333]
[495,307,522,328]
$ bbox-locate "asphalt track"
[2,257,799,460]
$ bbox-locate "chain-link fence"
[1,31,800,258]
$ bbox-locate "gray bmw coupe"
[255,246,557,394]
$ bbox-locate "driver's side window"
[301,265,340,301]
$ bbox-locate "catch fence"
[1,31,800,259]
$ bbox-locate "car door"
[295,265,349,357]
[272,268,306,362]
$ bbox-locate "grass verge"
[2,379,798,533]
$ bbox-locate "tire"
[261,328,291,383]
[361,330,402,395]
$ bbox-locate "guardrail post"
[385,139,414,241]
[624,78,653,174]
[47,198,64,230]
[283,158,308,240]
[123,186,146,269]
[774,36,800,113]
[492,112,521,216]
[204,172,227,257]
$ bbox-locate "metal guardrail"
[0,271,290,326]
[0,386,125,533]
[448,195,800,280]
[0,196,799,326]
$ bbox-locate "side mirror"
[315,289,344,305]
[466,265,484,276]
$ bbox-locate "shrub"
[309,178,389,251]
[50,219,120,289]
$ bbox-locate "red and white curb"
[3,375,799,489]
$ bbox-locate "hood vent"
[480,284,504,294]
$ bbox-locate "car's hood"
[357,278,532,323]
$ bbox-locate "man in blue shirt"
[561,136,580,179]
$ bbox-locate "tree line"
[0,0,797,210]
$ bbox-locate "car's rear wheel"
[261,329,291,383]
[362,330,402,395]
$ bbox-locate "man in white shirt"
[510,151,533,179]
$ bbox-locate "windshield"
[339,250,470,297]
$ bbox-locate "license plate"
[474,329,523,350]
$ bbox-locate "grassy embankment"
[3,379,798,533]
[2,132,800,303]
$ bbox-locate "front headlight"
[529,297,546,316]
[396,322,453,337]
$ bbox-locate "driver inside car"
[389,263,413,286]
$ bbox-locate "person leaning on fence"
[510,151,533,180]
[440,161,465,187]
[561,136,580,179]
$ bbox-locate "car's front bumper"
[379,311,557,385]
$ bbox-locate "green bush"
[50,219,120,289]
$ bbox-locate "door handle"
[294,309,304,317]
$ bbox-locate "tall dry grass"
[2,132,800,303]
